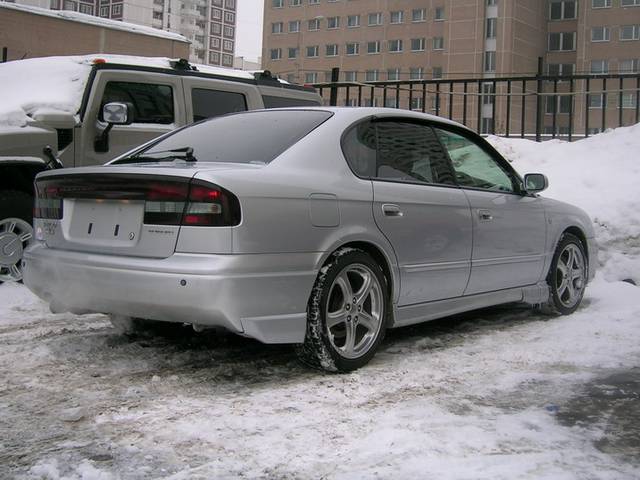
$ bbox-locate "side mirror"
[95,102,133,153]
[523,173,549,193]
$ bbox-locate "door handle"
[382,204,403,217]
[478,209,493,221]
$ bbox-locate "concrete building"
[2,0,237,66]
[0,2,190,60]
[262,0,640,136]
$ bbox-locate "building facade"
[262,0,640,136]
[4,0,237,66]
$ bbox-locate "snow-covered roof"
[0,3,189,42]
[0,54,270,128]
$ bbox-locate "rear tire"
[296,248,389,372]
[546,233,588,315]
[0,190,34,284]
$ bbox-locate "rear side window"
[101,82,174,124]
[138,110,333,164]
[192,88,247,122]
[262,95,322,108]
[342,121,377,177]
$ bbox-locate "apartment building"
[262,0,640,136]
[5,0,237,66]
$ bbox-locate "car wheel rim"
[555,243,586,309]
[0,218,33,282]
[325,264,383,360]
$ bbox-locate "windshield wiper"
[116,147,197,165]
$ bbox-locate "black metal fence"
[313,66,640,142]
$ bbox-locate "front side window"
[435,129,515,192]
[101,82,174,124]
[191,89,247,122]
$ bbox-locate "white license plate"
[68,199,144,243]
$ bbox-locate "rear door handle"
[382,204,403,217]
[478,209,493,221]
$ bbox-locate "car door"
[434,127,547,295]
[343,119,473,306]
[78,70,186,166]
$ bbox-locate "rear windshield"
[133,110,332,164]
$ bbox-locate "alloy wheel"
[0,218,33,282]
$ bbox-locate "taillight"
[34,184,63,219]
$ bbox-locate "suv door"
[343,119,473,306]
[79,70,186,166]
[434,127,547,295]
[182,77,259,122]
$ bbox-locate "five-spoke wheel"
[548,233,587,314]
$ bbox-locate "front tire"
[546,233,588,315]
[296,248,389,372]
[0,190,34,284]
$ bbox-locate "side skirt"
[391,282,549,328]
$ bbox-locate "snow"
[2,127,640,478]
[0,53,275,128]
[0,3,188,42]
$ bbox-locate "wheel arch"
[0,162,48,195]
[561,226,589,262]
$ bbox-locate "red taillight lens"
[179,180,241,227]
[34,183,63,220]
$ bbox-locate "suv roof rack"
[253,70,281,85]
[170,58,198,71]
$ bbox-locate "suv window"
[101,82,174,124]
[192,88,247,122]
[376,121,455,185]
[435,128,515,192]
[262,95,322,108]
[135,110,333,164]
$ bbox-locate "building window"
[550,1,577,20]
[433,37,444,50]
[305,72,318,83]
[99,5,108,16]
[272,22,283,34]
[432,67,443,79]
[591,26,610,41]
[389,39,403,52]
[308,18,320,30]
[309,0,319,4]
[486,18,497,38]
[547,63,575,76]
[484,51,496,72]
[346,42,359,55]
[63,0,77,11]
[482,83,494,105]
[368,12,383,26]
[411,38,425,51]
[224,0,235,9]
[548,32,576,51]
[224,11,235,23]
[390,11,403,24]
[347,15,360,27]
[344,71,357,82]
[621,0,640,5]
[384,97,398,108]
[223,40,234,52]
[79,3,93,14]
[589,94,606,108]
[289,20,300,32]
[591,59,609,74]
[223,26,234,38]
[212,0,223,6]
[435,7,445,20]
[592,0,611,6]
[211,8,222,20]
[270,48,281,60]
[211,22,222,35]
[410,67,424,79]
[365,70,379,82]
[412,8,426,22]
[367,41,381,54]
[272,0,283,7]
[111,3,121,14]
[487,0,497,5]
[210,37,221,49]
[620,25,640,40]
[209,51,220,64]
[327,16,339,29]
[288,47,298,58]
[306,45,319,57]
[387,68,400,81]
[326,44,339,56]
[545,95,572,114]
[620,59,640,73]
[621,93,637,108]
[290,0,301,6]
[411,97,423,111]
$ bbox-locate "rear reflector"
[34,174,241,227]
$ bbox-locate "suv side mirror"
[95,102,133,153]
[524,173,549,193]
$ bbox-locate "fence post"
[329,67,340,106]
[535,57,543,142]
[2,47,7,63]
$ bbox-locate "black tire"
[546,233,588,315]
[0,190,34,285]
[296,248,390,372]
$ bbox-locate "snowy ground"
[2,127,640,479]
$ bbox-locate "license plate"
[68,199,143,244]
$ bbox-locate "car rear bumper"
[23,243,321,344]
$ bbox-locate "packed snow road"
[1,278,639,480]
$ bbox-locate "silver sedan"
[24,108,596,372]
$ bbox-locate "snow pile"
[487,125,640,283]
